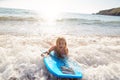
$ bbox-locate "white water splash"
[0,34,120,80]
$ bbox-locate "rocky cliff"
[96,7,120,16]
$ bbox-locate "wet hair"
[56,37,67,47]
[55,37,68,57]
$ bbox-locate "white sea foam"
[0,34,120,80]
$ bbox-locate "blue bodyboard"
[43,51,83,79]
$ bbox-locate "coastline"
[96,7,120,16]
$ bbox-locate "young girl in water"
[41,38,81,80]
[42,37,68,58]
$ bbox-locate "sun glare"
[33,0,62,24]
[36,6,61,24]
[0,0,62,24]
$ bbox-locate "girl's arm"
[41,46,56,57]
[47,46,56,55]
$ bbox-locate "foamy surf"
[0,34,120,80]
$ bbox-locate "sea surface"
[0,7,120,80]
[0,7,120,36]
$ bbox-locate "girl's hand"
[41,51,49,57]
[41,53,45,57]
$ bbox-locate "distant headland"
[96,7,120,16]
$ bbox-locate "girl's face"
[58,40,66,50]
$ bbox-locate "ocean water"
[0,7,120,36]
[0,7,120,80]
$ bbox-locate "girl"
[42,37,68,58]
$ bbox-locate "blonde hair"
[56,37,67,47]
[55,37,68,57]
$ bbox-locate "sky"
[0,0,120,14]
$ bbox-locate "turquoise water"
[0,7,120,36]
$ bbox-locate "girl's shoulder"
[65,47,68,51]
[49,46,56,51]
[51,45,57,49]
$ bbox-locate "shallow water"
[0,34,120,80]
